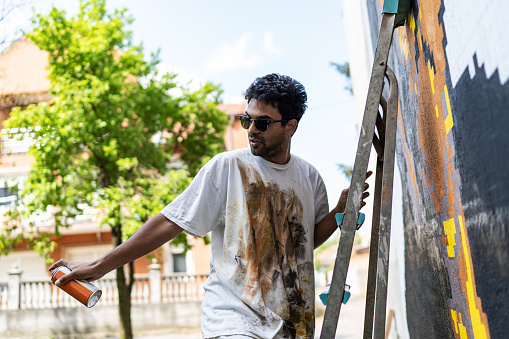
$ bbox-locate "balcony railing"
[0,263,208,310]
[0,127,37,155]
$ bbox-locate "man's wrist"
[334,204,345,214]
[91,257,113,276]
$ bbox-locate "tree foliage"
[336,163,353,179]
[1,0,227,264]
[2,1,228,337]
[330,61,352,94]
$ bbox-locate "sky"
[3,0,365,224]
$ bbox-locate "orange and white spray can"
[50,266,102,308]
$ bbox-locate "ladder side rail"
[363,155,385,339]
[373,66,399,338]
[363,96,388,338]
[319,12,396,339]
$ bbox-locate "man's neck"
[262,144,292,165]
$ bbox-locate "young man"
[49,73,370,339]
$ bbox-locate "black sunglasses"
[239,115,287,133]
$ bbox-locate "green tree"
[0,1,228,338]
[337,163,353,179]
[330,61,352,94]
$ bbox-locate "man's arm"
[48,213,183,285]
[314,171,371,249]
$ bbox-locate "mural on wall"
[367,0,509,337]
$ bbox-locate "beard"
[249,132,286,160]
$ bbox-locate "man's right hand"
[49,259,106,286]
[48,213,184,286]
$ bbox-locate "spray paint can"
[50,266,102,308]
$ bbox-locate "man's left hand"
[336,170,373,213]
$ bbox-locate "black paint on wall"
[452,55,509,210]
[450,55,509,338]
[397,140,455,339]
[366,0,508,337]
[404,229,455,339]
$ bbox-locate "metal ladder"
[319,1,409,337]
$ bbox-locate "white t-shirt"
[161,149,329,339]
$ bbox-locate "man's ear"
[286,119,298,137]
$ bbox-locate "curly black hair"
[245,73,308,123]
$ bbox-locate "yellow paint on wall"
[443,218,456,257]
[418,28,423,51]
[428,61,435,94]
[458,313,468,339]
[435,105,439,118]
[459,215,489,339]
[459,322,469,339]
[398,33,409,60]
[409,12,416,32]
[445,112,454,133]
[444,85,454,133]
[451,309,459,333]
[452,310,470,339]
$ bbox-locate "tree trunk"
[112,224,135,339]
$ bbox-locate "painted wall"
[364,0,509,338]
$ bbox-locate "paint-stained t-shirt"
[161,148,329,339]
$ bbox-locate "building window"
[172,253,186,273]
[0,187,16,206]
[0,187,10,197]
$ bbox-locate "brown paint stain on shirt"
[235,159,312,338]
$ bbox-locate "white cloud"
[153,63,207,97]
[262,32,283,56]
[203,32,259,73]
